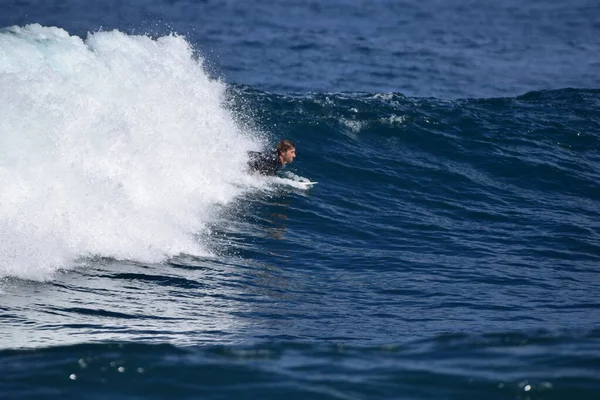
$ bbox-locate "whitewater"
[0,24,263,280]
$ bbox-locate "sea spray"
[0,24,261,280]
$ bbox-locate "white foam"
[0,24,261,280]
[340,118,364,134]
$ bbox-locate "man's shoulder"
[247,150,281,175]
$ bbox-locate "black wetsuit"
[247,151,283,175]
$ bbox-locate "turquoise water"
[1,1,599,399]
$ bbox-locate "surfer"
[248,139,296,176]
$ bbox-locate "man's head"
[277,139,296,164]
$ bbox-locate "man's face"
[281,148,296,164]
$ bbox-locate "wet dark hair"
[277,139,295,155]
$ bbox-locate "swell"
[228,86,600,266]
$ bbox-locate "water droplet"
[524,384,532,391]
[69,374,77,380]
[118,367,125,373]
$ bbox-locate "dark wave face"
[230,87,600,284]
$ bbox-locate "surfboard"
[297,181,318,188]
[271,177,318,190]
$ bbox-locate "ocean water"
[1,1,600,399]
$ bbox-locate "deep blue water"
[4,0,600,98]
[1,1,600,399]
